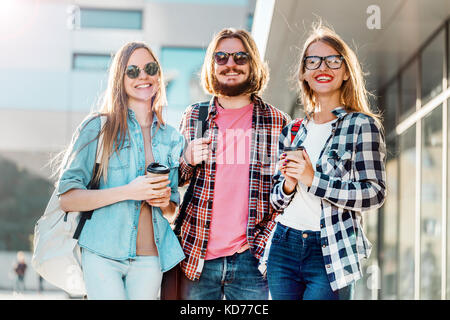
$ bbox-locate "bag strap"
[73,115,106,240]
[173,104,209,237]
[290,118,303,144]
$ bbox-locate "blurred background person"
[13,251,27,294]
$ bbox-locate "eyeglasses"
[303,55,344,70]
[213,51,250,65]
[125,62,159,79]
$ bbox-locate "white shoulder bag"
[31,116,106,296]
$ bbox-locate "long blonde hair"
[201,28,269,96]
[55,42,167,184]
[296,23,381,125]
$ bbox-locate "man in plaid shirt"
[178,28,290,300]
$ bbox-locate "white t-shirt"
[278,118,337,231]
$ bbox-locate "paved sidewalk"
[0,289,71,300]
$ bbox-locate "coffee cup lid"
[283,146,305,152]
[147,162,170,174]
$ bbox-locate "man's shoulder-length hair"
[200,28,269,96]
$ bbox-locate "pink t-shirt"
[205,102,253,260]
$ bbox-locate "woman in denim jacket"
[267,24,386,300]
[56,42,185,299]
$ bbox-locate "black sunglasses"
[214,51,250,66]
[125,61,159,79]
[303,55,344,70]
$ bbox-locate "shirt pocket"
[326,149,353,179]
[108,141,131,170]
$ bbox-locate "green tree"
[0,156,53,251]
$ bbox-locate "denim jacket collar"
[127,108,166,130]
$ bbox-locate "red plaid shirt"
[178,95,290,281]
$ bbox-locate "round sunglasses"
[213,51,250,66]
[125,61,159,79]
[303,55,344,70]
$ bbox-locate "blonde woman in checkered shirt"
[267,25,386,300]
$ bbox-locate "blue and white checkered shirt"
[270,106,386,291]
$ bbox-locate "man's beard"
[212,69,252,97]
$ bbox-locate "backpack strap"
[173,104,209,237]
[73,115,106,240]
[290,118,303,144]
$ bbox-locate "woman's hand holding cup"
[144,162,172,208]
[126,174,170,201]
[279,146,314,194]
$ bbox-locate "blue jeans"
[181,249,268,300]
[81,249,162,300]
[267,223,354,300]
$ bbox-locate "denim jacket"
[57,109,185,272]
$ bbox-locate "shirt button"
[322,244,327,248]
[326,264,331,268]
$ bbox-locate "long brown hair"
[201,28,269,96]
[55,41,167,184]
[296,23,381,125]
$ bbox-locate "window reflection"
[160,47,207,110]
[420,105,443,299]
[383,81,399,135]
[447,98,450,299]
[421,30,444,105]
[73,53,111,70]
[381,138,399,299]
[400,61,417,122]
[79,8,142,30]
[398,126,416,299]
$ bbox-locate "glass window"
[381,138,399,299]
[398,125,416,299]
[79,8,142,30]
[73,53,111,70]
[160,47,208,128]
[400,60,418,122]
[383,81,399,135]
[421,30,445,106]
[160,47,207,109]
[447,98,450,299]
[354,208,380,300]
[246,13,254,32]
[148,0,248,5]
[420,105,443,300]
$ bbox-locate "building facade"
[0,0,255,179]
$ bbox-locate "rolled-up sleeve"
[168,130,186,206]
[56,116,101,197]
[270,123,297,211]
